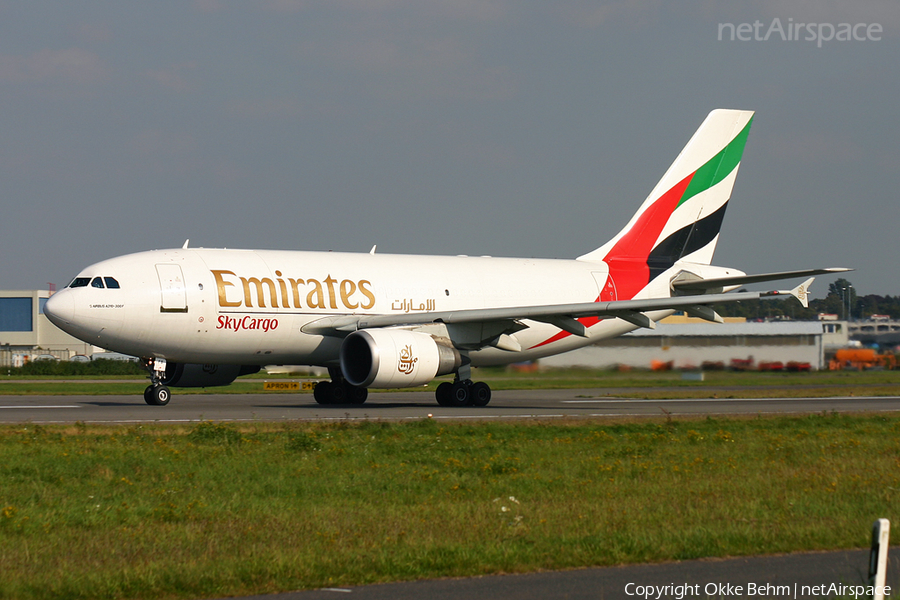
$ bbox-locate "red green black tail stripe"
[530,117,752,350]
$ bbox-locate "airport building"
[0,290,94,366]
[848,320,900,347]
[539,317,849,371]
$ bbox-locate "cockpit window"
[68,276,121,289]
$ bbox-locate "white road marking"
[562,396,875,403]
[0,405,81,409]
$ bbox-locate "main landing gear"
[141,357,171,406]
[313,368,368,405]
[435,364,492,407]
[435,380,492,407]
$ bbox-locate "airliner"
[44,109,847,407]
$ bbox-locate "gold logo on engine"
[398,344,418,374]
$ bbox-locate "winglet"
[761,277,815,308]
[790,277,814,309]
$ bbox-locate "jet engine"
[161,363,261,387]
[340,329,462,388]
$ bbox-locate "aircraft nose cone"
[44,291,75,327]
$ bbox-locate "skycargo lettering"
[216,315,279,333]
[211,270,376,310]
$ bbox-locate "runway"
[234,548,900,600]
[2,388,900,424]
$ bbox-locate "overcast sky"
[1,1,897,299]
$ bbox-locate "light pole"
[842,287,847,321]
[847,285,853,321]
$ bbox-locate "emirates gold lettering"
[323,275,339,309]
[288,278,305,308]
[241,276,277,308]
[211,269,375,310]
[306,279,325,309]
[212,270,243,307]
[274,271,291,309]
[358,280,376,310]
[340,279,358,309]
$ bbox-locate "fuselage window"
[91,277,105,289]
[69,277,91,288]
[104,277,120,289]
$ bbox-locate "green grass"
[1,414,898,599]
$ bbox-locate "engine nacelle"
[161,363,261,387]
[340,329,461,388]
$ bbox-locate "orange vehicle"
[830,348,897,370]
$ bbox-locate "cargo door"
[156,264,188,313]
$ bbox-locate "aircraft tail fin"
[578,109,754,299]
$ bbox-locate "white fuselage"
[46,248,661,368]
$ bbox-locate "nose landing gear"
[141,357,171,406]
[143,383,171,406]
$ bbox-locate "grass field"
[1,413,898,600]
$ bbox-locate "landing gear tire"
[435,380,492,407]
[330,382,346,403]
[435,382,453,406]
[313,381,333,405]
[346,384,368,404]
[449,382,470,407]
[144,385,171,406]
[314,380,368,405]
[470,382,491,407]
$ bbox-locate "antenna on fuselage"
[369,245,377,255]
[182,239,190,249]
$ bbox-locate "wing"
[301,272,829,342]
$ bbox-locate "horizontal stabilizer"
[672,267,851,292]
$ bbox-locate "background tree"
[688,278,900,321]
[827,278,857,319]
[711,278,900,321]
